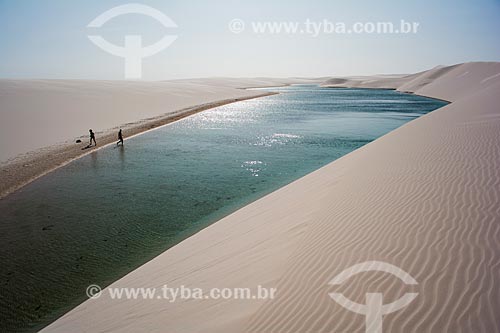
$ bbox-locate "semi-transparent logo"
[87,3,177,79]
[329,261,418,333]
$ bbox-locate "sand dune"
[322,62,500,102]
[41,62,500,332]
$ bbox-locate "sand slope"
[42,62,500,332]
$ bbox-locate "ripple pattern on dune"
[245,91,500,332]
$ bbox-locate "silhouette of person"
[117,129,124,146]
[89,129,97,146]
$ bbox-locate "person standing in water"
[117,129,124,146]
[89,129,96,146]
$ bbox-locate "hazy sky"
[1,0,499,79]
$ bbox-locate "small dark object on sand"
[76,139,82,143]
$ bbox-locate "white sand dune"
[41,62,500,333]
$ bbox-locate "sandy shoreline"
[0,90,277,199]
[39,62,500,333]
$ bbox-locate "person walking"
[89,129,97,146]
[117,129,124,146]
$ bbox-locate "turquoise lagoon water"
[0,85,447,331]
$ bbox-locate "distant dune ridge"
[25,62,500,332]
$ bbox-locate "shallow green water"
[0,85,447,331]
